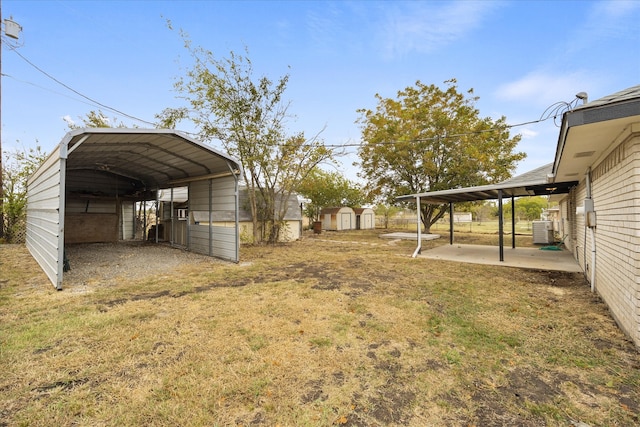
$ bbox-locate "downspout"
[412,196,422,258]
[585,168,596,292]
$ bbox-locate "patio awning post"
[498,189,504,261]
[449,202,454,245]
[412,196,422,258]
[511,195,516,249]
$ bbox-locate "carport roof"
[396,163,578,204]
[60,128,241,199]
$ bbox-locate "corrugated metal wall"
[188,175,239,261]
[121,202,135,240]
[25,145,66,290]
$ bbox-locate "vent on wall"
[574,151,595,158]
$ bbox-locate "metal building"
[26,128,243,290]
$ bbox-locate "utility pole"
[1,2,3,240]
[0,3,21,239]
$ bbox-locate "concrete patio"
[417,243,583,273]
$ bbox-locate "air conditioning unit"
[532,221,554,244]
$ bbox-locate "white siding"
[26,145,66,290]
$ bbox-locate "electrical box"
[584,198,594,213]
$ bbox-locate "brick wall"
[563,128,640,346]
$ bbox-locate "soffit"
[553,86,640,182]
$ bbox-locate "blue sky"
[2,0,639,183]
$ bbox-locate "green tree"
[515,196,548,222]
[65,110,129,129]
[1,145,48,242]
[374,204,400,229]
[296,168,366,222]
[357,79,525,232]
[157,35,333,243]
[470,201,495,224]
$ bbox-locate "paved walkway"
[417,243,583,273]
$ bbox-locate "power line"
[2,72,108,109]
[10,48,157,126]
[6,45,569,152]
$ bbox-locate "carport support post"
[498,189,504,262]
[511,196,516,249]
[170,187,174,246]
[449,202,454,245]
[154,198,159,243]
[143,201,147,240]
[208,179,213,257]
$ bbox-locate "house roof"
[553,85,640,182]
[396,163,577,204]
[59,128,242,200]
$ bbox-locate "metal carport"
[396,163,578,259]
[26,128,243,290]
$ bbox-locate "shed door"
[340,213,352,230]
[364,213,373,229]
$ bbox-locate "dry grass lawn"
[1,229,638,426]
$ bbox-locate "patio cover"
[396,163,576,205]
[396,163,578,259]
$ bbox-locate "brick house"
[396,85,640,347]
[553,85,640,346]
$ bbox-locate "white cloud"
[380,1,501,59]
[518,128,538,140]
[495,71,596,107]
[564,0,640,55]
[62,115,75,127]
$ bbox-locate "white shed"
[26,128,243,290]
[320,207,356,231]
[353,207,375,230]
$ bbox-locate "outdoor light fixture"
[576,91,588,104]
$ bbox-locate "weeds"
[0,231,638,426]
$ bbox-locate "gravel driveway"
[63,241,225,289]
